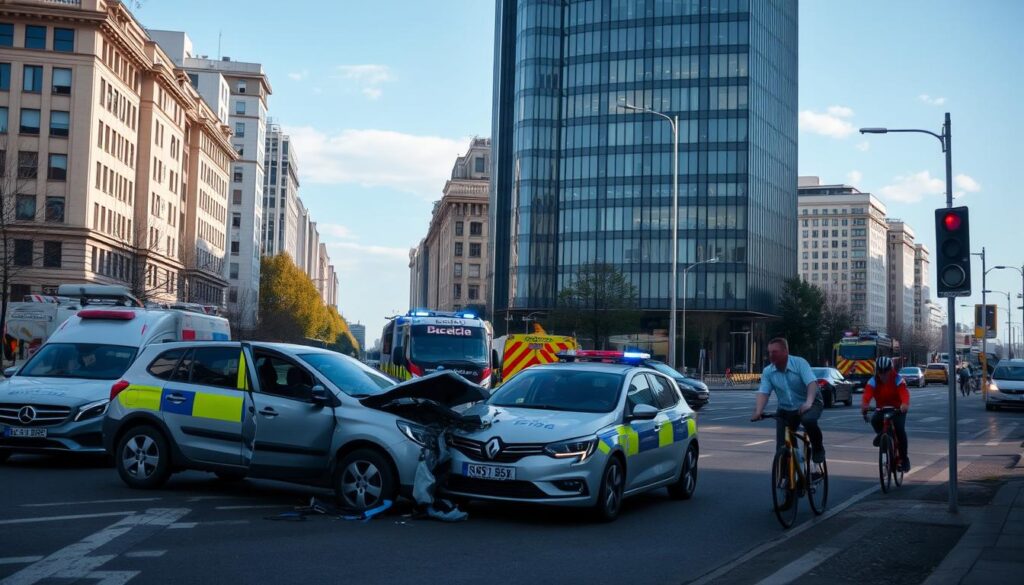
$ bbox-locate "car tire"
[116,425,172,489]
[823,388,834,409]
[668,443,698,501]
[214,470,247,482]
[593,457,625,522]
[334,448,397,512]
[844,396,853,407]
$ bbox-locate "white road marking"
[755,547,841,585]
[168,522,197,529]
[0,558,43,566]
[0,512,135,526]
[918,416,942,423]
[743,439,773,447]
[21,498,161,508]
[0,507,189,585]
[825,459,876,467]
[986,422,1019,446]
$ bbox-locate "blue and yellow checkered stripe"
[117,385,244,423]
[596,417,696,456]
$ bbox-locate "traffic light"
[934,207,971,297]
[974,304,997,338]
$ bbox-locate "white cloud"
[918,94,947,106]
[954,174,981,193]
[846,170,863,185]
[287,70,308,81]
[799,106,857,139]
[879,171,945,203]
[336,64,395,100]
[283,126,469,198]
[327,241,409,262]
[319,223,357,240]
[855,141,870,152]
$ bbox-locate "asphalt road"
[1,386,1021,585]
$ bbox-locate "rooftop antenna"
[217,30,222,60]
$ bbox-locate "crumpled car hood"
[360,371,489,427]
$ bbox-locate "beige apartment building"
[0,0,235,305]
[886,220,917,337]
[409,137,490,314]
[913,243,931,331]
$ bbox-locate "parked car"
[103,341,487,512]
[811,367,854,407]
[924,363,949,385]
[985,359,1024,411]
[0,302,230,462]
[444,355,699,521]
[899,366,926,388]
[642,359,710,410]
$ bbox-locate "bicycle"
[755,412,829,529]
[866,407,905,493]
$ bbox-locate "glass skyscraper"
[490,0,797,369]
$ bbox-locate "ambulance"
[491,324,578,384]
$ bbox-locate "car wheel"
[593,457,625,522]
[214,470,247,482]
[668,443,698,500]
[335,448,396,512]
[823,388,834,409]
[116,425,172,489]
[844,396,854,407]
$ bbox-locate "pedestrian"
[751,337,827,463]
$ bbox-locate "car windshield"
[488,369,623,413]
[899,368,919,375]
[299,352,394,397]
[839,344,875,360]
[811,368,830,378]
[408,324,488,366]
[993,365,1024,381]
[647,361,680,378]
[19,343,136,380]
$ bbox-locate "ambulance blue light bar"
[557,350,651,364]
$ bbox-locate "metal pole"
[682,268,688,374]
[670,115,679,369]
[980,249,987,387]
[943,112,958,514]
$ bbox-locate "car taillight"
[817,379,828,387]
[110,380,131,400]
[407,362,423,377]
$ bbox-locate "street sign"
[974,304,997,339]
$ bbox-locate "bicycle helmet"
[876,356,893,373]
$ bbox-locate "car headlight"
[74,399,110,422]
[544,436,598,463]
[988,383,1000,393]
[396,420,433,446]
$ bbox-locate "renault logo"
[483,437,503,460]
[18,406,36,424]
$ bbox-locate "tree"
[547,263,641,349]
[773,277,825,361]
[819,292,855,364]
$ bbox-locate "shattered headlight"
[74,399,110,422]
[397,420,432,446]
[544,436,598,463]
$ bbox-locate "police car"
[444,351,699,521]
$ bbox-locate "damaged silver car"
[103,341,487,512]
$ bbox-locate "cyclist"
[958,365,971,396]
[861,356,911,471]
[751,337,826,464]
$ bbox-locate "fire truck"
[832,331,898,388]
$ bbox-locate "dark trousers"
[871,410,908,458]
[775,405,824,453]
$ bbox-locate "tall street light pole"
[621,103,680,368]
[682,257,719,373]
[984,290,1013,359]
[860,112,958,513]
[993,264,1024,354]
[974,249,991,386]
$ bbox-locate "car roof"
[996,359,1024,366]
[528,361,637,375]
[138,340,339,356]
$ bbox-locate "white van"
[0,294,230,460]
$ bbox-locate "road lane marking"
[825,459,875,466]
[743,439,773,447]
[0,507,189,585]
[0,558,43,566]
[986,422,1019,446]
[756,547,842,585]
[21,498,161,508]
[0,512,135,526]
[918,416,942,423]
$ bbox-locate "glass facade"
[491,0,797,362]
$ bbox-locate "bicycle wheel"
[893,439,905,488]
[807,453,829,515]
[878,435,893,493]
[771,449,799,529]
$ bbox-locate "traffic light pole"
[942,113,958,514]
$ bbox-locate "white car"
[986,359,1024,411]
[445,353,699,521]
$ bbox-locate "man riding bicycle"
[751,337,826,464]
[861,356,910,471]
[958,365,972,395]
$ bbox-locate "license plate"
[462,462,516,481]
[3,427,46,438]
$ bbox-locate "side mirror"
[3,366,18,378]
[392,347,405,367]
[630,404,659,421]
[311,385,330,406]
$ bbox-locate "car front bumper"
[443,449,606,507]
[986,390,1024,405]
[0,417,107,455]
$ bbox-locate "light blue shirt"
[758,356,820,410]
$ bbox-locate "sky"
[131,0,1024,349]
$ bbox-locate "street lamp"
[620,102,681,367]
[984,290,1014,359]
[860,113,958,513]
[993,265,1024,339]
[682,257,719,374]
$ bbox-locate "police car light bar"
[557,350,650,364]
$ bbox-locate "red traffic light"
[943,212,962,231]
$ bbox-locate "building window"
[24,25,45,50]
[235,101,246,115]
[469,243,481,257]
[454,262,462,277]
[17,151,37,179]
[454,242,463,256]
[47,154,67,180]
[232,213,241,228]
[0,107,7,133]
[228,287,238,303]
[468,285,479,300]
[232,189,242,204]
[0,63,9,90]
[469,263,480,278]
[13,239,31,266]
[235,122,245,137]
[0,24,12,47]
[233,167,243,182]
[45,196,64,223]
[15,194,35,220]
[20,108,40,134]
[230,241,239,255]
[474,157,485,173]
[470,222,482,236]
[237,80,247,94]
[53,28,74,52]
[49,111,69,137]
[455,221,463,236]
[453,283,462,299]
[22,65,42,92]
[42,241,61,267]
[52,67,71,94]
[229,263,239,279]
